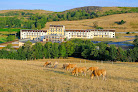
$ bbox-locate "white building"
[65,29,115,39]
[20,29,47,40]
[20,25,115,41]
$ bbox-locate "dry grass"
[43,13,138,32]
[0,58,138,92]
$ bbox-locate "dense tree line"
[46,7,138,21]
[0,37,137,62]
[0,11,34,16]
[0,14,47,29]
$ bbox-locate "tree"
[22,41,33,60]
[117,47,125,61]
[90,48,99,59]
[32,42,43,59]
[133,36,138,47]
[44,42,52,58]
[59,43,67,58]
[36,22,41,29]
[97,42,108,60]
[51,43,59,58]
[109,45,117,61]
[31,24,36,29]
[81,49,90,58]
[65,41,75,56]
[6,35,15,42]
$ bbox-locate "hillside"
[0,9,54,15]
[0,58,138,92]
[43,13,138,32]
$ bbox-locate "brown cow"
[72,67,87,76]
[43,61,52,67]
[66,64,77,71]
[90,69,106,80]
[52,61,59,68]
[87,67,99,72]
[62,63,70,69]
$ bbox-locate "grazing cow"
[87,67,99,72]
[66,64,77,71]
[52,61,59,68]
[62,63,70,69]
[43,61,52,67]
[72,67,87,76]
[90,69,106,80]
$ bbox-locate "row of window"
[48,30,62,32]
[50,28,62,31]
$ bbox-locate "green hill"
[0,6,137,29]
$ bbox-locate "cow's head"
[72,71,75,75]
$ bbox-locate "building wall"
[20,25,115,41]
[65,30,92,39]
[43,34,65,43]
[65,29,115,39]
[47,25,65,36]
[20,30,47,40]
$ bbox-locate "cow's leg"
[96,76,99,80]
[81,72,83,76]
[90,75,93,80]
[77,72,78,76]
[84,72,86,76]
[103,75,106,81]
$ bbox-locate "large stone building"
[20,25,115,42]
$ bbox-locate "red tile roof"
[21,30,47,32]
[50,25,64,27]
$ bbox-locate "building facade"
[42,34,65,43]
[20,25,115,42]
[65,29,115,39]
[20,29,47,40]
[47,25,65,35]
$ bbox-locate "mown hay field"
[0,58,138,92]
[43,13,138,32]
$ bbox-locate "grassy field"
[0,58,138,92]
[0,28,20,32]
[43,13,138,32]
[0,35,7,43]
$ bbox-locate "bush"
[126,32,130,34]
[96,27,103,29]
[115,20,126,25]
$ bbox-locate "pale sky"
[0,0,138,11]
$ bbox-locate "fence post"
[80,60,81,63]
[112,61,113,64]
[85,61,86,63]
[26,58,27,61]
